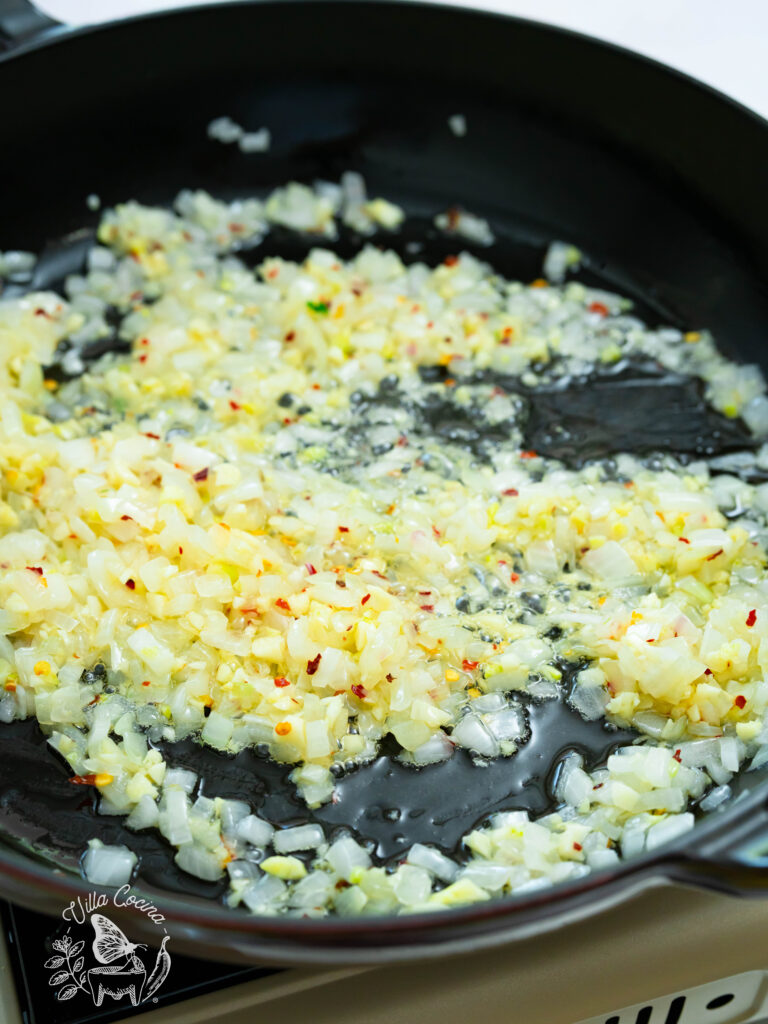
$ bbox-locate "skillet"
[0,0,767,965]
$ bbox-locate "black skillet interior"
[1,0,768,945]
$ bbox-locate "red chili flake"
[502,488,519,497]
[275,598,291,611]
[338,525,350,533]
[193,467,209,482]
[120,514,133,521]
[520,450,537,460]
[396,435,409,447]
[140,337,150,346]
[284,331,295,342]
[351,684,367,700]
[706,548,724,561]
[673,749,682,763]
[462,659,479,671]
[746,608,757,627]
[34,308,51,318]
[335,879,351,890]
[386,673,394,682]
[144,432,160,440]
[69,773,111,786]
[432,526,441,538]
[178,546,183,555]
[420,604,435,612]
[26,566,43,576]
[573,842,583,852]
[678,537,690,544]
[734,695,747,709]
[305,563,317,575]
[361,594,371,605]
[510,572,520,583]
[229,222,244,233]
[444,255,459,267]
[274,677,291,688]
[138,354,148,363]
[445,207,461,230]
[418,590,432,596]
[306,654,322,675]
[704,668,712,675]
[589,301,609,316]
[125,578,136,590]
[335,579,347,589]
[229,400,241,411]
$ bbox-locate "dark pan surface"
[1,0,768,959]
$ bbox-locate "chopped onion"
[452,714,499,757]
[125,794,159,831]
[326,836,371,880]
[174,843,224,881]
[219,798,250,834]
[241,873,286,912]
[699,785,732,812]
[569,683,609,722]
[163,767,197,793]
[226,859,260,882]
[485,706,525,742]
[161,787,193,845]
[404,731,454,765]
[582,541,638,580]
[83,840,137,886]
[645,813,695,851]
[273,824,325,853]
[392,864,432,905]
[406,843,458,882]
[236,814,275,847]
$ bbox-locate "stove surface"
[1,901,279,1024]
[1,883,767,1024]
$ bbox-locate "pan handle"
[663,796,768,897]
[0,0,60,51]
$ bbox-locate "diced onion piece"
[645,813,695,851]
[83,840,137,886]
[406,843,458,883]
[273,824,325,854]
[125,794,159,831]
[452,714,499,757]
[236,814,275,847]
[175,843,225,881]
[326,836,371,880]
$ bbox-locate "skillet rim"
[0,0,766,960]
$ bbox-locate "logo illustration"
[44,890,172,1007]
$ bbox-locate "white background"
[35,0,768,120]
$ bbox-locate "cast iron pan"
[0,0,767,965]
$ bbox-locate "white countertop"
[36,0,768,120]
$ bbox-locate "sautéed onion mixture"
[1,181,768,915]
